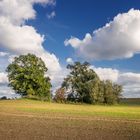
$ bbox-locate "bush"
[54,88,66,103]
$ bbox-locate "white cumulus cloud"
[0,0,55,25]
[118,73,140,98]
[93,67,119,82]
[0,52,9,57]
[65,9,140,60]
[0,72,8,85]
[66,57,74,64]
[0,0,65,96]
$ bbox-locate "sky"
[0,0,140,98]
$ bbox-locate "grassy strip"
[0,99,139,119]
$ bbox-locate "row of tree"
[54,62,122,104]
[6,54,122,104]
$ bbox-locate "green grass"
[0,98,140,119]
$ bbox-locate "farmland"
[0,99,140,140]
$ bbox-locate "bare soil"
[0,112,139,140]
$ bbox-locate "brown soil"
[0,112,139,140]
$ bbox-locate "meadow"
[0,99,140,140]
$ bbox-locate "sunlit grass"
[0,99,140,119]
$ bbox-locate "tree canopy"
[62,62,122,104]
[101,80,122,104]
[6,54,51,100]
[62,62,100,103]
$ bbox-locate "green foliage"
[102,80,122,104]
[62,62,101,104]
[62,61,122,104]
[6,54,51,100]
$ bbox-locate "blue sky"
[27,0,140,71]
[0,0,140,98]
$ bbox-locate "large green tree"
[62,62,100,103]
[6,54,51,100]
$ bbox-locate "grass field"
[0,99,140,140]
